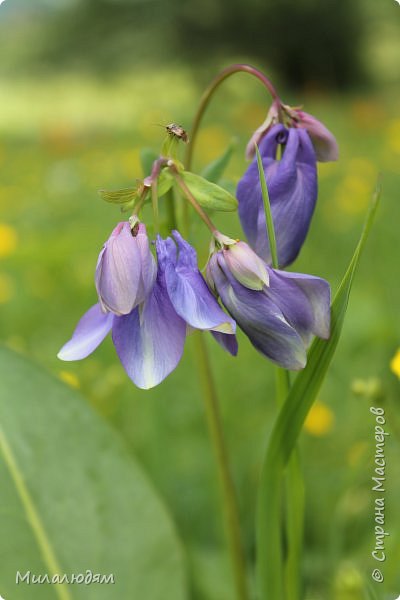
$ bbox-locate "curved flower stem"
[193,332,249,600]
[256,148,304,599]
[185,63,281,170]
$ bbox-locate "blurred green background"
[1,0,400,598]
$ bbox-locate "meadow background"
[0,1,399,598]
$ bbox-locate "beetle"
[165,123,189,143]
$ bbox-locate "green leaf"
[98,187,138,205]
[256,184,381,599]
[201,139,237,184]
[140,148,159,177]
[181,171,238,212]
[0,347,188,600]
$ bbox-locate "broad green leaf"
[181,171,238,212]
[256,184,381,599]
[188,546,235,600]
[0,347,188,600]
[140,148,159,177]
[201,139,237,184]
[98,187,138,204]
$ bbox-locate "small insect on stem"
[166,123,189,143]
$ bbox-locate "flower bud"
[95,221,156,315]
[221,240,269,290]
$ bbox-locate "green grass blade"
[257,183,381,599]
[201,139,237,183]
[255,144,278,268]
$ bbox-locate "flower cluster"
[58,224,236,389]
[58,67,338,389]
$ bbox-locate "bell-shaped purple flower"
[237,123,317,268]
[206,241,330,370]
[95,221,156,315]
[58,230,236,389]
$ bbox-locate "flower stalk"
[255,148,305,600]
[185,64,281,170]
[193,332,249,600]
[168,172,249,600]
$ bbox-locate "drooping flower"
[58,230,236,389]
[237,123,318,268]
[95,220,156,315]
[206,239,330,370]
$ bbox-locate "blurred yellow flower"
[390,348,400,379]
[0,223,18,257]
[304,401,334,436]
[59,370,80,389]
[0,272,15,303]
[351,377,383,400]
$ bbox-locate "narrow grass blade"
[201,139,237,183]
[255,144,278,269]
[257,183,381,599]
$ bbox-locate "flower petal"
[295,111,339,162]
[213,256,307,370]
[245,100,280,160]
[112,274,186,389]
[211,331,239,356]
[57,304,113,361]
[269,269,331,341]
[237,124,317,268]
[95,222,142,315]
[135,222,157,303]
[160,231,236,334]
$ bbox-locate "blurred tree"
[173,0,365,89]
[8,0,365,89]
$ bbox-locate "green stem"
[256,144,304,599]
[151,180,159,233]
[193,332,249,600]
[276,369,305,600]
[165,188,177,233]
[185,64,280,170]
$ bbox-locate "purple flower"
[206,241,330,370]
[95,221,156,315]
[237,123,317,268]
[58,230,236,389]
